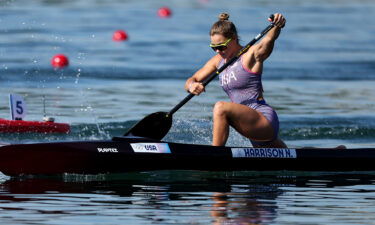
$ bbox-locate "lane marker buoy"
[113,30,128,41]
[158,7,172,18]
[51,54,69,68]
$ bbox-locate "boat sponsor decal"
[130,143,171,154]
[97,147,118,153]
[231,148,297,159]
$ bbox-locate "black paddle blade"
[124,112,172,140]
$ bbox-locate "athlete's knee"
[213,101,228,117]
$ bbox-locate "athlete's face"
[210,34,233,57]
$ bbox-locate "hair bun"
[218,13,230,21]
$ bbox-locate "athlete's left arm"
[253,13,286,62]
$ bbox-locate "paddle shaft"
[168,18,275,116]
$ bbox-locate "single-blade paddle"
[125,14,276,140]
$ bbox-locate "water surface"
[1,0,375,224]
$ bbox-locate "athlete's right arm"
[185,55,221,95]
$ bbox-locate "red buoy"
[51,54,69,68]
[113,30,128,41]
[158,7,172,18]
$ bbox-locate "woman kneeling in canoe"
[185,13,287,148]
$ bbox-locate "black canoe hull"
[0,136,375,176]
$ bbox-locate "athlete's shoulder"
[207,54,223,68]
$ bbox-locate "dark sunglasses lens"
[211,46,226,51]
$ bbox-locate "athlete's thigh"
[223,102,274,140]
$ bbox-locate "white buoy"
[43,116,55,122]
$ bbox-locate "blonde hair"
[209,13,238,40]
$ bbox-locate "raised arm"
[243,13,286,73]
[254,13,286,62]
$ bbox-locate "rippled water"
[1,0,375,224]
[1,172,375,224]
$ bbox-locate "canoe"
[0,118,70,133]
[0,136,375,176]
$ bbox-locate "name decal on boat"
[130,143,171,154]
[231,148,297,158]
[97,148,118,153]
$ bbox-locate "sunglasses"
[209,38,232,51]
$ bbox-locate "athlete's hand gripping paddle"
[124,14,276,140]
